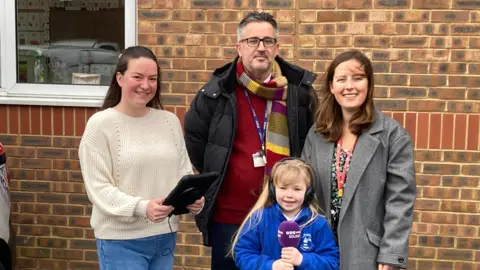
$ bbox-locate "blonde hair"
[230,159,323,257]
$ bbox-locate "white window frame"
[0,0,137,107]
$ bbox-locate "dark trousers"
[0,239,11,270]
[209,222,240,270]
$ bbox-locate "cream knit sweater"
[79,108,193,240]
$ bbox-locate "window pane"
[16,0,125,86]
[0,35,2,87]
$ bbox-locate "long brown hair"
[315,50,375,142]
[101,46,163,110]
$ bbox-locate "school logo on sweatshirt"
[300,233,314,252]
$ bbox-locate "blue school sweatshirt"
[234,204,339,270]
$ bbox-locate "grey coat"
[301,110,416,270]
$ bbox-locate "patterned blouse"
[330,144,352,238]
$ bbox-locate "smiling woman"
[78,46,203,270]
[101,46,163,112]
[302,50,416,270]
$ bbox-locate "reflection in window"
[0,36,2,87]
[16,0,125,86]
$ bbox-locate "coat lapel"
[338,111,384,226]
[314,136,335,214]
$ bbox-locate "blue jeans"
[96,233,176,270]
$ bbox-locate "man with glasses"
[184,12,317,269]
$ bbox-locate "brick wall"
[0,0,479,269]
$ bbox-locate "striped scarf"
[236,59,290,175]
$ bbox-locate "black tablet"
[163,172,219,216]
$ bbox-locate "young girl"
[232,158,339,270]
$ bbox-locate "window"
[0,0,137,107]
[0,35,2,88]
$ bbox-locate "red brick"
[339,0,371,8]
[354,36,390,48]
[414,150,442,162]
[470,38,480,48]
[417,260,454,270]
[69,216,91,227]
[423,187,460,199]
[408,100,446,112]
[299,0,336,9]
[467,115,479,150]
[442,114,454,149]
[451,37,469,49]
[405,113,416,146]
[411,49,449,61]
[375,100,407,111]
[418,235,455,247]
[414,199,440,211]
[41,107,52,135]
[52,249,83,260]
[37,215,68,226]
[317,11,352,22]
[462,165,480,176]
[374,0,410,8]
[0,106,7,133]
[430,37,447,48]
[19,106,30,134]
[460,189,480,200]
[451,24,480,35]
[454,114,467,149]
[459,214,479,226]
[438,249,473,261]
[429,113,441,148]
[375,74,408,85]
[443,151,480,163]
[391,63,428,74]
[52,227,83,238]
[410,75,447,87]
[421,212,458,224]
[20,247,51,258]
[38,259,68,270]
[428,88,466,100]
[52,107,63,136]
[417,113,429,148]
[416,175,441,186]
[411,24,449,36]
[373,23,410,35]
[392,112,404,126]
[441,200,478,212]
[431,63,467,74]
[74,108,86,136]
[447,99,478,112]
[442,176,479,187]
[432,11,470,22]
[439,225,477,237]
[9,105,19,134]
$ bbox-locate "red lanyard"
[335,137,357,197]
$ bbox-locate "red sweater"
[213,84,267,224]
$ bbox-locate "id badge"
[252,151,266,168]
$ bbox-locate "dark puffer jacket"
[184,56,317,246]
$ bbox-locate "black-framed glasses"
[239,37,277,47]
